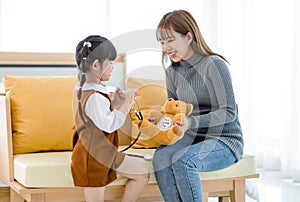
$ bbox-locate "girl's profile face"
[99,59,114,82]
[159,29,194,62]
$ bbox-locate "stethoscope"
[120,97,153,161]
[76,86,153,160]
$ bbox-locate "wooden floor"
[0,187,10,202]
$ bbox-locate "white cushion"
[13,149,156,187]
[200,154,256,180]
[14,152,74,187]
[14,149,256,188]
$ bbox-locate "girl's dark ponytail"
[77,72,89,128]
[76,41,92,128]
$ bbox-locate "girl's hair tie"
[83,41,92,48]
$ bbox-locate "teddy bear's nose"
[168,98,173,101]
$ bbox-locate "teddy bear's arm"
[153,129,183,145]
[139,118,184,145]
[172,113,186,122]
[138,119,161,139]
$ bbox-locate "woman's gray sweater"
[166,54,244,160]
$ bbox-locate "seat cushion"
[199,154,257,180]
[13,149,157,187]
[14,149,256,188]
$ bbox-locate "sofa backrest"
[0,52,128,154]
[0,52,126,88]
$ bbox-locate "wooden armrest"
[0,92,14,183]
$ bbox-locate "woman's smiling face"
[159,29,194,62]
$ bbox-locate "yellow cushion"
[126,77,167,148]
[4,76,77,154]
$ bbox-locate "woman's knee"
[172,156,196,172]
[152,146,165,167]
[153,145,176,169]
[171,148,198,172]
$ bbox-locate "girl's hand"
[118,88,137,115]
[123,89,137,106]
[112,87,125,108]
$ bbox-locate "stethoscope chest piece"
[143,154,153,161]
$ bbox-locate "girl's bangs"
[102,40,117,61]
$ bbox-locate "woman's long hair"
[156,10,227,68]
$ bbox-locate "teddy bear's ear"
[186,103,193,115]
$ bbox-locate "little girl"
[71,35,149,202]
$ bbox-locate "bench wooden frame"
[0,52,259,202]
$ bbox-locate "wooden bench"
[0,52,259,202]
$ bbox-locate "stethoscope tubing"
[120,97,143,153]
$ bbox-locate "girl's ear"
[92,60,100,70]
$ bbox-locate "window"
[0,0,106,52]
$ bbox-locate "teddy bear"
[138,98,193,145]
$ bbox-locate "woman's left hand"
[174,119,189,134]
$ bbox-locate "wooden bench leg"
[202,192,209,202]
[229,179,245,202]
[218,196,230,202]
[0,187,10,202]
[10,188,24,202]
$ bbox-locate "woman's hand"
[148,117,157,125]
[174,119,189,135]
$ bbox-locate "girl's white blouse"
[75,83,126,133]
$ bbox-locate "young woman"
[71,35,149,202]
[152,10,244,202]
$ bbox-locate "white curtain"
[211,0,300,182]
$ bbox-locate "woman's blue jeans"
[152,135,237,202]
